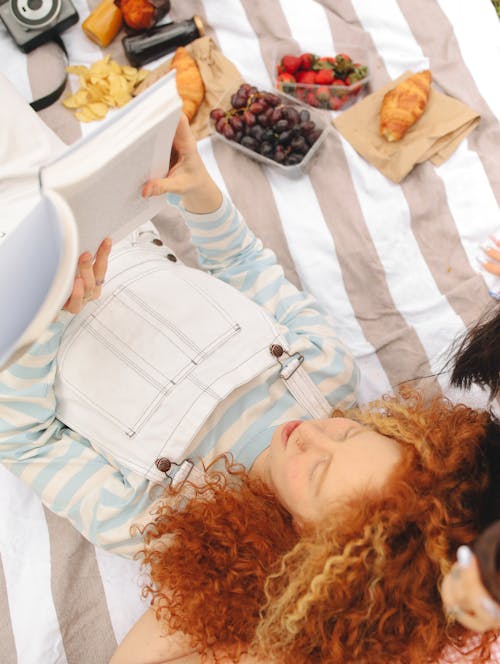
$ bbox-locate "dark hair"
[478,415,500,532]
[449,305,500,399]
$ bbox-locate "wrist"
[181,159,223,214]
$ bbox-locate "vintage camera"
[0,0,78,53]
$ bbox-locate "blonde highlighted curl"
[136,391,498,663]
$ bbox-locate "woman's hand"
[62,238,112,314]
[142,114,222,215]
[441,545,500,632]
[481,237,500,276]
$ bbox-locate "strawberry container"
[273,44,369,112]
[208,80,330,175]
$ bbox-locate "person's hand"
[441,545,500,632]
[142,114,222,214]
[481,237,500,276]
[62,238,112,314]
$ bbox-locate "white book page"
[41,72,182,254]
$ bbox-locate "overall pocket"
[57,263,241,437]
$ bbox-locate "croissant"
[168,47,205,122]
[379,70,432,142]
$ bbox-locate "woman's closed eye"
[341,424,363,441]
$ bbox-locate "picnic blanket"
[1,0,500,662]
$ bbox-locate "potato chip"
[66,65,88,76]
[62,89,90,108]
[63,56,147,122]
[87,102,109,118]
[122,66,138,80]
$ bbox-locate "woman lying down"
[1,115,499,664]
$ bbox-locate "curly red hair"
[135,392,499,663]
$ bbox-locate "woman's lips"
[281,420,302,448]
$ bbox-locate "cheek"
[272,454,307,499]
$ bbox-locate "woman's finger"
[142,178,170,198]
[442,553,500,632]
[482,245,500,262]
[78,252,95,298]
[63,276,85,314]
[93,238,112,295]
[172,112,196,152]
[483,261,500,276]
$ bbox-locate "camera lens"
[10,0,62,28]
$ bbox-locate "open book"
[41,70,182,255]
[0,71,182,370]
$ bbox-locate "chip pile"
[62,56,148,122]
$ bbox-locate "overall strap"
[166,341,333,491]
[270,342,332,419]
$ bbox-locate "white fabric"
[55,236,282,481]
[1,1,500,662]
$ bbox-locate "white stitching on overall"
[55,236,284,482]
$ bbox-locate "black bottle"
[123,15,204,67]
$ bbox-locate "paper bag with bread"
[333,69,480,183]
[134,36,243,140]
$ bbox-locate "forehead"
[325,427,402,492]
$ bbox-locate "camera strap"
[30,34,69,112]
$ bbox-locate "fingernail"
[457,545,472,567]
[481,596,500,618]
[476,256,487,266]
[480,243,493,252]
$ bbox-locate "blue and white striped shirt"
[0,196,359,558]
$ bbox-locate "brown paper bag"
[134,36,243,140]
[333,71,480,183]
[185,36,243,139]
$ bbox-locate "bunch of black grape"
[210,83,323,167]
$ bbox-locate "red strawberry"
[277,72,296,93]
[313,56,335,70]
[294,87,307,101]
[328,96,343,111]
[306,91,319,107]
[350,64,368,82]
[336,52,352,63]
[296,70,316,85]
[333,53,354,76]
[314,69,334,85]
[316,85,331,107]
[299,52,316,70]
[277,72,296,83]
[332,78,348,97]
[281,55,301,74]
[276,64,285,75]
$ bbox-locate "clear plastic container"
[208,81,330,175]
[273,43,369,111]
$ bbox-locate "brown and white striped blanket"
[1,1,500,662]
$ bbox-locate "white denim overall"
[55,232,332,484]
